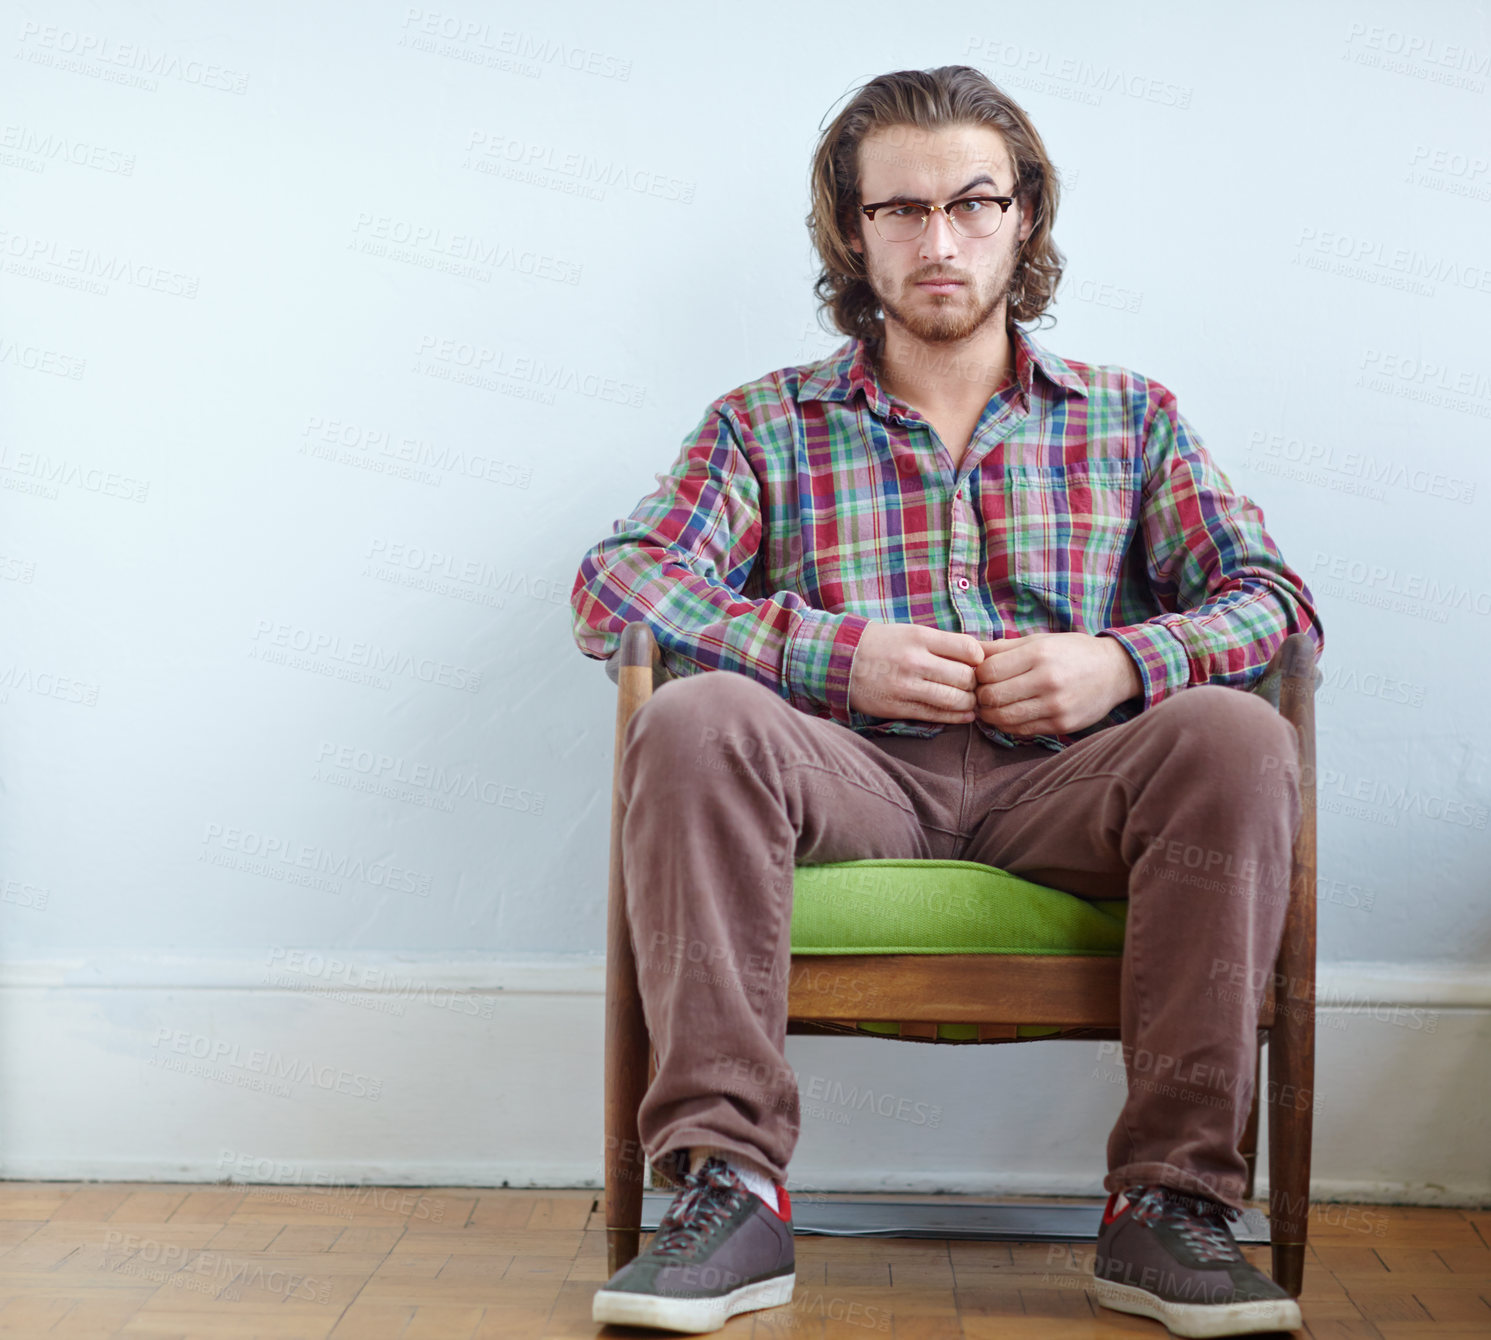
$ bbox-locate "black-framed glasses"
[860,194,1016,242]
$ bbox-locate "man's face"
[850,122,1034,348]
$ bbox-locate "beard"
[868,246,1020,345]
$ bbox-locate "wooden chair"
[601,621,1320,1295]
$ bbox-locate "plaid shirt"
[570,322,1324,752]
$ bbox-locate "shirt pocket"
[1002,459,1139,629]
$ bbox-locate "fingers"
[973,633,1050,683]
[904,667,979,722]
[917,681,978,718]
[975,668,1050,730]
[924,627,985,665]
[978,681,1060,730]
[975,650,1036,688]
[977,678,1043,710]
[919,653,980,698]
[973,694,1058,733]
[919,705,979,724]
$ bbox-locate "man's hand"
[848,622,985,723]
[973,631,1143,737]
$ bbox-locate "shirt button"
[957,578,970,590]
[899,458,917,475]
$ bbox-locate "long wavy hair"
[807,65,1065,354]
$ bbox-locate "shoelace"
[1128,1185,1243,1265]
[650,1158,746,1259]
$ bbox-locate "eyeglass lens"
[873,199,1004,242]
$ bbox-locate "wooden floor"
[0,1183,1486,1337]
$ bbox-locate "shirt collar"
[798,321,1089,413]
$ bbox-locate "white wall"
[2,0,1488,1202]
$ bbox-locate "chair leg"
[1266,922,1315,1296]
[604,706,651,1276]
[603,923,649,1275]
[1267,1009,1312,1296]
[1267,651,1317,1297]
[1240,1036,1262,1202]
[1272,1241,1306,1301]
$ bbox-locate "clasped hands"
[846,621,1144,737]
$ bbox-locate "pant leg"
[617,670,968,1187]
[955,684,1302,1211]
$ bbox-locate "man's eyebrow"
[875,173,1002,205]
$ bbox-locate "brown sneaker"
[591,1155,795,1333]
[1093,1185,1302,1337]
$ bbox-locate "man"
[571,64,1322,1338]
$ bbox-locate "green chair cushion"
[790,858,1128,956]
[788,858,1128,1043]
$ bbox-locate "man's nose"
[918,209,959,260]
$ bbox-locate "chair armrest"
[603,623,672,694]
[1248,632,1322,714]
[605,623,669,750]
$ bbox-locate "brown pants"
[618,671,1302,1212]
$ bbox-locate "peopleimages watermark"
[1406,142,1491,204]
[691,724,844,806]
[263,948,496,1020]
[2,876,51,911]
[961,36,1193,108]
[1357,346,1491,419]
[643,929,883,1011]
[16,22,250,93]
[200,821,434,898]
[1309,550,1491,623]
[1061,271,1143,315]
[312,739,546,818]
[396,8,632,81]
[0,122,135,175]
[0,335,87,378]
[1091,1040,1319,1116]
[1319,661,1427,710]
[148,1028,384,1101]
[1203,957,1440,1034]
[1255,750,1488,830]
[0,226,199,298]
[102,1229,330,1303]
[0,442,149,503]
[1293,226,1491,297]
[215,1149,447,1220]
[413,333,644,407]
[249,617,482,692]
[463,131,696,204]
[1039,1195,1391,1286]
[361,538,568,612]
[299,415,532,490]
[350,211,582,285]
[709,1050,943,1130]
[1144,834,1291,907]
[1342,21,1488,93]
[0,660,100,708]
[1245,428,1476,503]
[786,1289,891,1331]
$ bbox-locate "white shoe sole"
[1094,1276,1302,1337]
[592,1270,795,1333]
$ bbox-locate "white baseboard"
[2,953,1485,1207]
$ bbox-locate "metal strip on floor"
[640,1193,1271,1244]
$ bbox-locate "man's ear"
[1016,196,1036,246]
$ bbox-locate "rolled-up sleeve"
[570,401,871,724]
[1096,390,1325,708]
